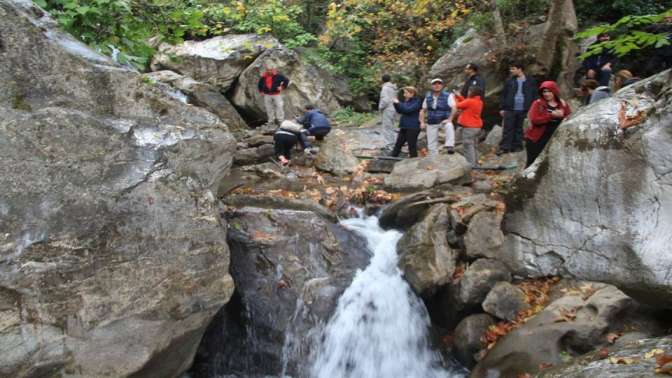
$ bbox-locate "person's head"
[382,74,391,83]
[580,79,599,95]
[304,104,316,112]
[468,86,482,98]
[430,78,444,93]
[464,63,479,77]
[539,81,560,102]
[264,62,278,75]
[613,69,634,91]
[597,33,610,42]
[402,86,418,100]
[509,63,525,78]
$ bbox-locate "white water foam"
[310,214,462,378]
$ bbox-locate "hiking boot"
[443,145,455,154]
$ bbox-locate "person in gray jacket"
[580,79,611,105]
[379,74,398,129]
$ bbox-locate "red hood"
[539,81,561,99]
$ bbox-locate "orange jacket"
[455,95,484,128]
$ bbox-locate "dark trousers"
[525,124,559,167]
[598,68,612,87]
[500,110,526,151]
[274,133,298,159]
[392,128,420,158]
[298,127,330,148]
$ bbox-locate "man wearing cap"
[420,78,456,156]
[258,63,290,125]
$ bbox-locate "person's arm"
[419,99,427,128]
[258,77,265,93]
[455,96,469,110]
[528,101,553,126]
[500,80,509,116]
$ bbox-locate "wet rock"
[482,282,529,321]
[314,129,360,176]
[366,158,398,173]
[0,2,236,376]
[454,314,495,368]
[233,145,275,166]
[245,134,274,147]
[144,70,248,131]
[502,70,672,306]
[458,259,511,306]
[379,188,471,230]
[471,284,636,378]
[151,34,278,91]
[231,47,341,124]
[191,206,369,377]
[464,211,504,260]
[471,180,493,194]
[397,204,458,294]
[384,155,472,191]
[482,125,503,148]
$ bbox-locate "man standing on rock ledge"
[420,78,456,156]
[379,74,398,129]
[258,63,290,125]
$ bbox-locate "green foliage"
[577,9,672,60]
[495,0,549,23]
[331,107,376,127]
[575,0,672,25]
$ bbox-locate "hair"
[402,86,418,97]
[597,32,610,39]
[509,62,525,70]
[468,86,482,97]
[304,104,315,111]
[382,74,391,83]
[467,63,479,72]
[613,69,634,92]
[581,79,599,92]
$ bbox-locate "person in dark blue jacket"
[498,63,538,155]
[582,33,616,87]
[295,104,331,152]
[391,86,422,158]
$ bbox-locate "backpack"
[279,120,303,133]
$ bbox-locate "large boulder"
[458,259,512,306]
[454,314,496,368]
[151,34,278,91]
[464,210,505,260]
[314,129,360,176]
[190,205,369,377]
[397,204,458,294]
[384,154,472,191]
[231,48,341,124]
[502,70,672,306]
[471,284,636,378]
[482,282,529,322]
[0,2,236,377]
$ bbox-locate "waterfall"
[309,214,464,378]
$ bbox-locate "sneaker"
[444,146,455,154]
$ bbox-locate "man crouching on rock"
[295,104,331,154]
[258,62,290,126]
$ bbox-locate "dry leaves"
[554,307,577,323]
[656,353,672,375]
[609,356,638,365]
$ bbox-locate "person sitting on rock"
[295,104,331,153]
[580,79,610,105]
[273,120,304,166]
[391,86,422,158]
[612,69,641,93]
[258,63,290,126]
[525,81,572,168]
[582,33,616,87]
[453,86,484,168]
[420,78,456,156]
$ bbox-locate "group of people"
[258,63,332,166]
[380,62,572,168]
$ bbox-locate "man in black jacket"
[258,63,290,125]
[460,63,486,97]
[582,33,616,87]
[498,63,537,155]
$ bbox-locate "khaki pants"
[381,106,397,129]
[426,122,455,156]
[461,127,481,167]
[264,94,284,123]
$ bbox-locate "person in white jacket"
[378,74,398,129]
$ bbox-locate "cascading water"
[309,214,465,378]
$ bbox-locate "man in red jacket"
[258,63,290,125]
[525,81,572,167]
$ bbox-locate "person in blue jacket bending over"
[295,104,331,152]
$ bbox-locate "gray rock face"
[459,259,511,306]
[482,282,529,321]
[0,2,236,377]
[144,70,248,131]
[502,70,672,306]
[231,48,341,124]
[191,205,369,377]
[151,34,278,91]
[314,129,360,176]
[384,155,472,191]
[453,314,495,368]
[397,204,458,294]
[464,211,504,260]
[471,284,635,378]
[538,336,672,378]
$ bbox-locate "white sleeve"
[448,94,456,108]
[422,98,428,110]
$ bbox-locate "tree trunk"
[536,0,578,97]
[491,0,508,46]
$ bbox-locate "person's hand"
[500,110,506,117]
[602,62,612,71]
[420,122,426,130]
[452,89,461,96]
[393,98,399,104]
[586,69,596,79]
[551,109,564,118]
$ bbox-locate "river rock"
[458,259,511,306]
[231,47,341,124]
[144,70,248,131]
[314,129,360,176]
[151,34,278,91]
[538,336,672,378]
[502,70,672,306]
[0,2,236,377]
[190,205,369,377]
[454,314,495,368]
[384,154,472,191]
[482,282,529,321]
[397,204,458,294]
[464,211,504,260]
[482,125,503,147]
[471,284,635,377]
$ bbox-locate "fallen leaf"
[597,347,610,360]
[609,356,638,365]
[645,348,665,359]
[656,353,672,367]
[277,279,289,289]
[516,374,532,378]
[606,333,620,344]
[538,362,553,370]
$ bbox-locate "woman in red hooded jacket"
[525,81,572,167]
